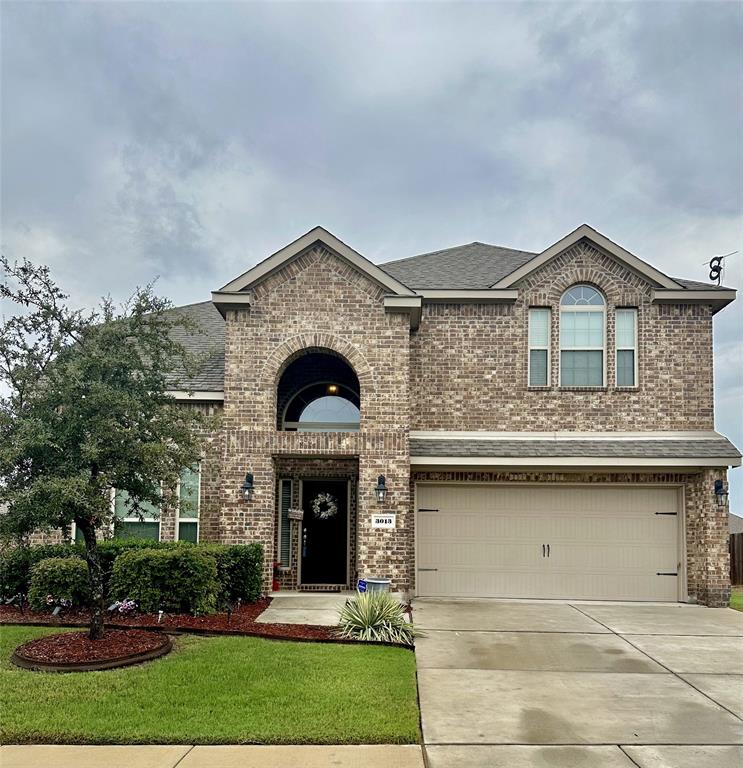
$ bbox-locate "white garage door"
[416,484,681,601]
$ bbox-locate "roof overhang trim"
[652,288,736,314]
[383,295,422,329]
[410,456,742,468]
[211,291,252,318]
[418,289,518,303]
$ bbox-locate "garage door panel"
[416,484,680,601]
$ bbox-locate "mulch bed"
[0,598,337,643]
[12,628,173,672]
[16,628,168,663]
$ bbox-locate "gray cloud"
[1,0,742,508]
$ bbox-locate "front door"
[301,480,348,585]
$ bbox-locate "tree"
[0,257,207,639]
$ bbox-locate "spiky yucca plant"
[337,590,416,645]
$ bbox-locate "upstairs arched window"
[560,285,606,387]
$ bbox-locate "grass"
[731,587,743,612]
[0,626,420,745]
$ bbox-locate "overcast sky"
[2,1,742,511]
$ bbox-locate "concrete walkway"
[256,590,352,625]
[0,745,425,768]
[414,599,743,767]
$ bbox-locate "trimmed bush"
[1,544,83,600]
[28,558,91,611]
[2,539,264,612]
[110,547,219,614]
[205,543,263,606]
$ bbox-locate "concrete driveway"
[414,599,743,768]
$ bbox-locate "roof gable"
[218,226,414,296]
[491,224,682,290]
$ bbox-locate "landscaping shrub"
[0,544,82,600]
[337,591,416,645]
[205,543,263,606]
[2,540,264,611]
[110,547,219,614]
[96,539,186,595]
[27,558,91,611]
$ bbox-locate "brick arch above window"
[260,333,375,393]
[518,242,652,307]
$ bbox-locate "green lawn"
[0,626,420,745]
[731,587,743,612]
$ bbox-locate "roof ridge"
[380,241,537,266]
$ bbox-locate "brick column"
[686,468,731,607]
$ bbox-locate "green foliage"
[1,541,264,611]
[337,591,417,645]
[110,547,218,614]
[0,544,83,599]
[204,543,264,606]
[0,257,211,634]
[28,558,91,611]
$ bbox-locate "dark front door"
[301,480,348,585]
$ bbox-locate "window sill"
[615,386,639,391]
[558,386,607,392]
[527,386,552,391]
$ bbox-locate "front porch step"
[298,584,343,593]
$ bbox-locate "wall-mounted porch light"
[241,472,255,502]
[714,479,729,507]
[375,475,388,503]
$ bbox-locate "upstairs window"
[615,308,638,387]
[528,308,551,386]
[560,285,605,387]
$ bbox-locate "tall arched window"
[277,350,360,432]
[560,285,606,386]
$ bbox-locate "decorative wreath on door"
[311,493,338,520]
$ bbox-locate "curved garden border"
[11,631,172,672]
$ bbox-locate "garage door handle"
[656,572,678,576]
[417,568,438,572]
[547,544,550,557]
[542,544,546,557]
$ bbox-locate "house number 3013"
[372,514,396,529]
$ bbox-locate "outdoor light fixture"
[326,383,339,395]
[714,479,729,507]
[241,472,255,501]
[375,475,388,503]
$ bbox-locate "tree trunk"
[78,518,105,640]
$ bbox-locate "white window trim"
[176,465,201,543]
[277,478,293,568]
[559,291,607,388]
[615,307,639,388]
[528,308,551,387]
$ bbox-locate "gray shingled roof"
[379,242,537,289]
[410,437,741,460]
[379,242,729,292]
[164,301,225,391]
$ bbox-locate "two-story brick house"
[154,224,740,607]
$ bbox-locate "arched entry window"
[278,350,360,432]
[560,285,606,387]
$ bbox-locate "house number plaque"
[372,514,396,529]
[287,508,304,521]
